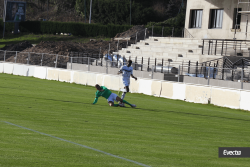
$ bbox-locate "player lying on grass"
[93,84,136,107]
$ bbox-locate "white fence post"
[178,65,180,82]
[241,68,243,89]
[54,54,58,68]
[4,51,6,62]
[106,60,108,74]
[108,43,110,55]
[151,65,154,79]
[117,40,119,52]
[99,47,101,59]
[27,52,30,64]
[136,32,138,44]
[15,51,17,63]
[207,67,210,85]
[41,53,44,66]
[71,57,73,70]
[88,57,90,71]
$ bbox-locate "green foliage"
[0,33,110,48]
[0,18,183,38]
[75,0,86,18]
[147,10,185,28]
[0,19,132,38]
[19,21,42,34]
[0,20,15,33]
[75,0,160,25]
[146,9,186,37]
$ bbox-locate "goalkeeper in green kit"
[93,84,136,107]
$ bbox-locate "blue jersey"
[120,65,133,78]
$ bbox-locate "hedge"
[0,19,132,38]
[0,19,182,37]
[0,20,15,33]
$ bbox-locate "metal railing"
[2,49,250,90]
[0,50,70,68]
[2,49,250,89]
[0,50,201,75]
[92,54,199,71]
[180,65,250,82]
[180,65,250,89]
[202,39,250,56]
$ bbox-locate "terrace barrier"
[1,62,250,111]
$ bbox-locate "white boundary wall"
[23,65,35,77]
[240,91,250,111]
[13,64,24,76]
[0,62,4,73]
[172,83,186,100]
[58,69,72,83]
[1,62,250,112]
[47,68,59,81]
[72,71,87,85]
[138,79,153,95]
[34,66,47,79]
[4,62,14,74]
[185,84,211,104]
[211,87,241,109]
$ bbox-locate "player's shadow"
[134,107,250,122]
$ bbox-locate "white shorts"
[107,93,118,103]
[122,77,130,87]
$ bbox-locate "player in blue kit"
[117,60,137,106]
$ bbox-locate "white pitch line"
[3,121,151,167]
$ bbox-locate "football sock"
[113,104,120,107]
[122,100,132,106]
[121,92,126,100]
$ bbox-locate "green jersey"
[93,86,112,104]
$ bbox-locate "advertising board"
[5,1,26,22]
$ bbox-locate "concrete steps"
[147,37,202,43]
[114,51,202,59]
[112,36,210,68]
[119,47,202,55]
[131,43,202,49]
[137,41,202,47]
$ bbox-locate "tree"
[75,0,86,19]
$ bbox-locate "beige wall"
[160,82,174,98]
[59,70,72,83]
[72,71,88,85]
[2,61,250,111]
[211,87,241,109]
[47,68,59,81]
[185,0,249,39]
[185,84,211,104]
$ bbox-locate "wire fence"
[0,50,70,68]
[202,39,250,56]
[2,50,250,89]
[0,50,215,75]
[180,65,250,82]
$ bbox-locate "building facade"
[185,0,250,40]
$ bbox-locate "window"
[209,9,224,29]
[233,8,242,29]
[189,10,203,28]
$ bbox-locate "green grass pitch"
[0,73,250,167]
